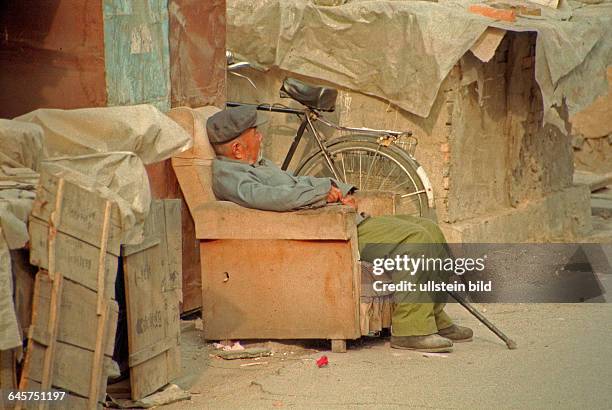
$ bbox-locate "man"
[208,106,473,352]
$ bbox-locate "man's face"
[238,127,263,164]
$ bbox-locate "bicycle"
[227,56,435,218]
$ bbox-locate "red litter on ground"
[316,355,329,368]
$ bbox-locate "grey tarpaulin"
[15,104,192,165]
[227,0,612,125]
[0,120,42,350]
[15,104,193,244]
[1,105,192,350]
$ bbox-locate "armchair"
[168,106,394,352]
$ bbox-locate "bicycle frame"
[226,101,413,182]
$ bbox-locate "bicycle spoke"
[391,178,414,191]
[364,146,381,188]
[378,165,398,190]
[340,152,347,183]
[359,152,362,188]
[296,136,429,217]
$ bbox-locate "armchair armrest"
[193,201,358,240]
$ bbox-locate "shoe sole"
[450,337,473,343]
[440,335,474,343]
[390,344,453,353]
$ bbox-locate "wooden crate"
[19,173,121,409]
[19,274,118,408]
[30,172,122,254]
[122,200,182,400]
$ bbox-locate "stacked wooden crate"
[121,200,182,400]
[20,171,122,409]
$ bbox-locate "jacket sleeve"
[213,166,333,212]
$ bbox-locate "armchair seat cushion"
[193,201,357,240]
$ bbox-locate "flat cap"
[206,106,267,145]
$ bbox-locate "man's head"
[206,106,267,164]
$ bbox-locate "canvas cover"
[1,105,192,350]
[227,0,612,126]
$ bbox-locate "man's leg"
[358,215,458,351]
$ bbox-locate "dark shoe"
[438,324,473,342]
[390,334,453,352]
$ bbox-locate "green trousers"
[358,215,453,336]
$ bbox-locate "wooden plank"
[96,201,112,315]
[201,239,361,340]
[123,200,182,399]
[29,218,118,299]
[20,274,118,408]
[26,340,114,401]
[194,201,357,240]
[163,200,183,299]
[40,273,62,394]
[128,336,176,367]
[32,276,118,356]
[20,273,118,407]
[25,380,95,410]
[31,172,122,255]
[89,301,108,409]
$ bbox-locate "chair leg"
[331,339,347,353]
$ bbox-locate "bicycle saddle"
[280,77,337,112]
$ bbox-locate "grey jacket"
[212,156,355,212]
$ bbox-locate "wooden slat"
[123,200,182,400]
[128,336,175,367]
[26,340,114,401]
[40,274,62,396]
[89,301,108,409]
[29,218,118,299]
[26,380,94,409]
[31,171,122,255]
[193,201,357,240]
[96,201,112,315]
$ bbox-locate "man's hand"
[341,195,358,210]
[326,185,343,203]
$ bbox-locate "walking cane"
[447,290,517,350]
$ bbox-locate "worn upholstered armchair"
[168,106,394,352]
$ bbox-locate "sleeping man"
[207,106,472,352]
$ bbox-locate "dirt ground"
[164,197,612,410]
[168,302,612,409]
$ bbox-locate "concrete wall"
[228,31,591,242]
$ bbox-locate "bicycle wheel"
[295,134,434,218]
